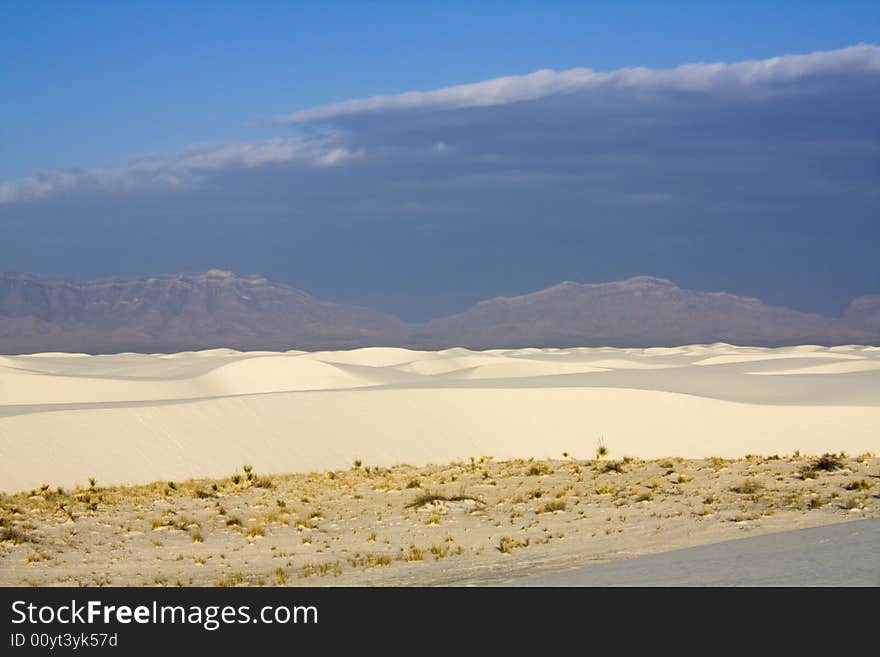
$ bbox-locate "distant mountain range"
[413,276,880,348]
[1,270,877,353]
[0,270,406,353]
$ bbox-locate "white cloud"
[315,147,363,167]
[2,44,877,207]
[278,44,880,123]
[0,136,358,204]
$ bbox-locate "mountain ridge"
[0,269,407,353]
[1,270,877,353]
[411,276,861,349]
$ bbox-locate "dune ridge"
[1,344,878,492]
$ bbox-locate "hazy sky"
[2,2,879,320]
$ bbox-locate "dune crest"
[0,344,878,491]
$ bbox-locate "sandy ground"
[1,453,877,586]
[1,344,879,492]
[1,344,877,586]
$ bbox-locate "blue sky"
[4,0,878,179]
[1,2,879,320]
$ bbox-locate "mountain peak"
[616,275,678,288]
[843,294,880,330]
[502,276,681,302]
[205,268,234,278]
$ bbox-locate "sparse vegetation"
[1,526,35,545]
[537,499,566,514]
[708,457,727,471]
[404,545,425,562]
[405,491,480,509]
[527,462,552,476]
[599,460,625,474]
[429,544,449,560]
[732,479,764,495]
[300,560,342,578]
[799,453,847,480]
[497,536,530,554]
[348,553,392,568]
[4,451,876,587]
[843,496,865,510]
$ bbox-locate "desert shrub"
[348,553,392,568]
[300,560,342,578]
[527,462,552,476]
[537,499,566,514]
[843,496,865,510]
[800,453,846,479]
[732,479,764,495]
[812,453,845,472]
[599,461,625,474]
[404,545,425,562]
[429,544,450,560]
[497,536,530,553]
[0,526,34,544]
[405,491,480,509]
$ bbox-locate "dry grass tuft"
[732,479,764,495]
[497,536,530,554]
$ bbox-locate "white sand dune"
[1,344,878,492]
[749,360,880,375]
[0,353,375,405]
